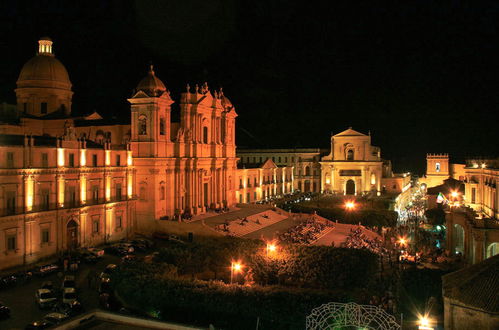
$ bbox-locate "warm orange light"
[451,191,459,198]
[266,242,278,256]
[345,201,355,210]
[231,262,243,273]
[398,236,408,247]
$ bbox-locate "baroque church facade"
[0,38,292,271]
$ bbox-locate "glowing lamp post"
[266,242,277,257]
[418,316,434,330]
[230,262,243,284]
[345,201,356,211]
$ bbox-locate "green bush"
[287,203,398,227]
[112,262,367,329]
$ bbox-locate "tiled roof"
[442,254,499,313]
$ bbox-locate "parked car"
[168,235,185,244]
[99,264,117,282]
[0,275,17,289]
[61,275,76,291]
[24,319,54,329]
[62,287,77,304]
[40,281,53,291]
[104,244,130,256]
[43,312,69,325]
[78,250,98,264]
[52,300,84,317]
[87,247,105,257]
[143,252,159,264]
[35,289,57,309]
[34,264,59,277]
[0,302,10,320]
[152,231,169,240]
[121,254,137,263]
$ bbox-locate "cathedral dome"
[136,65,168,97]
[17,37,72,90]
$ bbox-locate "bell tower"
[129,65,173,158]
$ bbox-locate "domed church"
[16,37,73,117]
[0,37,292,271]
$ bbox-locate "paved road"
[0,253,122,330]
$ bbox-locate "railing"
[0,196,134,218]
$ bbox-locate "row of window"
[22,102,48,114]
[2,152,124,168]
[2,183,125,216]
[3,215,123,252]
[4,228,50,252]
[240,155,320,164]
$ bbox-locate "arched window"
[160,118,165,135]
[139,182,147,201]
[138,115,147,135]
[305,166,310,176]
[203,126,208,143]
[435,162,441,172]
[347,149,354,160]
[160,185,165,200]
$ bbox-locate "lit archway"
[453,224,465,254]
[486,242,499,259]
[66,220,78,250]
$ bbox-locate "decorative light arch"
[306,302,400,330]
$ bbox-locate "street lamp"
[266,242,277,257]
[230,261,243,284]
[418,315,433,330]
[345,201,355,211]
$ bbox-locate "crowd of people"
[278,217,333,244]
[341,227,386,255]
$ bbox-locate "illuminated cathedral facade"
[0,37,274,270]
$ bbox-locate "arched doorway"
[345,180,355,195]
[453,224,465,254]
[304,180,311,192]
[67,220,78,250]
[486,242,498,259]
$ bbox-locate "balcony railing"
[0,196,134,218]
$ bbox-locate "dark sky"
[0,1,498,174]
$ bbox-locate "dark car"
[24,320,54,329]
[0,275,17,289]
[0,302,11,320]
[34,264,59,277]
[79,251,98,264]
[152,231,169,240]
[52,300,84,317]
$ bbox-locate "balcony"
[0,196,134,218]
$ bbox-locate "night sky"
[0,1,498,174]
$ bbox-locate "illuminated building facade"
[130,69,239,231]
[445,159,499,265]
[0,38,135,270]
[236,159,294,203]
[320,128,396,195]
[237,149,325,193]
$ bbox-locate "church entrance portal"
[345,180,355,195]
[66,220,78,250]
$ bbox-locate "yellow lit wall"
[57,148,65,167]
[127,173,133,198]
[127,151,133,166]
[105,176,111,201]
[81,176,86,204]
[26,176,34,211]
[105,150,111,166]
[80,149,86,166]
[58,177,65,206]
